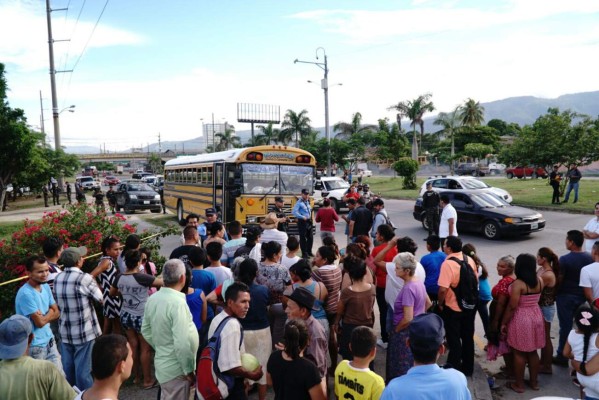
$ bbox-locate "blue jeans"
[564,181,579,202]
[556,294,585,356]
[61,340,95,391]
[30,337,64,377]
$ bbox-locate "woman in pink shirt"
[315,198,340,241]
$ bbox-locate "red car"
[103,176,121,186]
[505,166,547,179]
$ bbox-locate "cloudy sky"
[1,0,598,152]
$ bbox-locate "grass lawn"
[0,221,24,241]
[364,176,598,214]
[2,194,49,212]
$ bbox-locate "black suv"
[115,182,161,214]
[455,163,486,176]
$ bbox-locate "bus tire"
[177,200,184,221]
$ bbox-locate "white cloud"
[0,0,144,72]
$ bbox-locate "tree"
[370,118,409,162]
[255,122,280,145]
[388,93,435,160]
[459,98,485,128]
[433,108,462,174]
[280,109,312,147]
[0,63,46,211]
[463,143,494,161]
[214,125,240,150]
[393,158,419,189]
[333,112,376,140]
[148,153,163,174]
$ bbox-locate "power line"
[59,0,89,108]
[70,0,109,73]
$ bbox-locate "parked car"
[419,176,512,203]
[132,171,153,180]
[455,163,489,176]
[412,189,545,240]
[114,181,162,214]
[313,176,350,212]
[103,176,120,186]
[141,175,158,185]
[356,169,373,178]
[505,166,548,179]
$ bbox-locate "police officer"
[422,182,440,236]
[65,181,72,204]
[271,196,288,232]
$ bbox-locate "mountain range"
[67,90,599,154]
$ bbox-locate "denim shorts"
[121,311,143,332]
[541,304,556,323]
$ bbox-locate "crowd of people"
[4,185,599,400]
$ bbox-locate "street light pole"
[294,47,331,177]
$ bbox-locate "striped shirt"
[312,265,342,314]
[54,267,103,345]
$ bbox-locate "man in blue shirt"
[292,188,314,258]
[15,256,63,374]
[381,313,471,400]
[420,235,446,301]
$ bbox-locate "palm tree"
[255,122,280,145]
[280,109,312,148]
[388,93,435,160]
[459,98,485,128]
[333,112,376,140]
[214,125,240,150]
[434,107,462,174]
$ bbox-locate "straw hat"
[260,213,279,229]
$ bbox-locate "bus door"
[223,163,238,223]
[214,162,225,219]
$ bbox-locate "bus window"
[241,164,278,194]
[280,166,314,194]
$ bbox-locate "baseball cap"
[285,287,316,311]
[0,315,33,359]
[301,188,310,195]
[408,313,445,353]
[59,246,87,267]
[205,208,216,216]
[275,196,284,203]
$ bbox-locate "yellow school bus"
[164,146,316,233]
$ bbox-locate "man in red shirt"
[315,198,340,241]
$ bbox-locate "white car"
[313,176,350,212]
[357,169,372,178]
[419,175,513,203]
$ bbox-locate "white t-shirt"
[260,228,289,248]
[439,204,458,238]
[584,217,599,253]
[580,262,599,299]
[384,260,426,311]
[568,330,599,398]
[205,265,233,286]
[281,254,301,270]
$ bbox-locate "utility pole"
[39,90,45,140]
[158,132,162,153]
[45,0,71,188]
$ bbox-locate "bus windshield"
[241,164,314,195]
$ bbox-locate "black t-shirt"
[350,206,373,237]
[169,245,197,268]
[266,351,321,400]
[422,190,440,209]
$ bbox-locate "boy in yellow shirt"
[335,326,385,400]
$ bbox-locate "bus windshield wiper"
[260,182,277,201]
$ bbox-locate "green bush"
[393,158,419,189]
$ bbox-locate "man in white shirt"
[580,241,599,302]
[439,194,458,246]
[205,242,233,286]
[583,202,599,253]
[260,213,288,248]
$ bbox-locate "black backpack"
[448,255,478,311]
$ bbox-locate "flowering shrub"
[0,203,176,320]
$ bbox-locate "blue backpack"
[196,317,244,400]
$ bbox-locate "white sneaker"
[377,339,388,349]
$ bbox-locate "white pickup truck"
[313,176,350,212]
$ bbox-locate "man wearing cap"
[54,246,103,391]
[0,315,76,400]
[270,196,289,233]
[422,182,440,237]
[284,287,328,385]
[198,207,229,244]
[260,212,289,248]
[292,188,314,258]
[15,256,63,373]
[381,313,471,399]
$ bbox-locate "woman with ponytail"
[463,243,492,340]
[564,303,599,399]
[537,247,559,374]
[266,319,326,400]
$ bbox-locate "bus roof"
[164,146,314,167]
